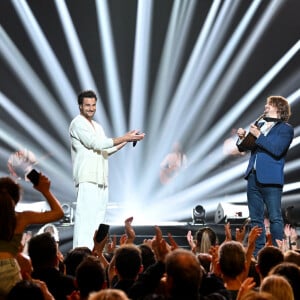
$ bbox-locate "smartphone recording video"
[95,223,110,242]
[26,169,40,186]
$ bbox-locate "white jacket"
[69,115,118,186]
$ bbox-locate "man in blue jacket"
[237,96,294,255]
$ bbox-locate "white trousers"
[73,182,108,250]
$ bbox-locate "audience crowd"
[1,175,300,300]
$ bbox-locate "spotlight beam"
[53,0,110,127]
[148,0,198,136]
[0,93,71,170]
[288,87,300,104]
[175,0,286,150]
[129,0,153,130]
[194,0,287,136]
[142,0,202,193]
[155,0,241,145]
[144,0,250,180]
[188,39,300,169]
[11,0,78,118]
[124,0,153,191]
[95,0,126,134]
[0,27,70,143]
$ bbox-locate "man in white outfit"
[69,90,145,249]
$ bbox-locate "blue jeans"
[247,172,284,256]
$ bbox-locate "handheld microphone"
[133,131,143,147]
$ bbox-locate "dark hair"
[267,96,291,122]
[115,244,142,279]
[7,280,44,300]
[0,190,16,241]
[0,177,21,240]
[28,232,57,269]
[64,246,92,276]
[138,244,156,271]
[77,90,97,105]
[0,177,21,203]
[76,255,105,297]
[257,246,284,278]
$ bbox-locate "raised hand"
[124,216,135,243]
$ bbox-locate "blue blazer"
[244,122,294,185]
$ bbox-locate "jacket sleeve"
[255,123,294,159]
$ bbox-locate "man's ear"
[139,265,144,274]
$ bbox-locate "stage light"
[192,205,206,224]
[60,203,73,226]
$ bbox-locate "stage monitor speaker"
[215,202,249,224]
